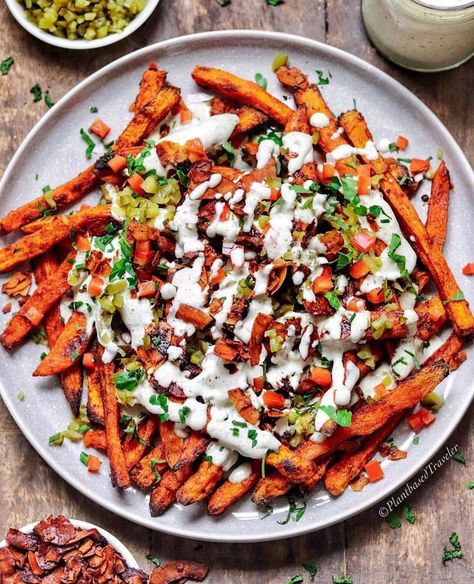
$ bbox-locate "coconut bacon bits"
[0,58,471,516]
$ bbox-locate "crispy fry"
[298,456,332,496]
[149,561,209,584]
[115,84,181,150]
[324,413,404,496]
[267,360,449,480]
[380,178,474,336]
[149,467,192,516]
[123,417,156,470]
[99,361,131,489]
[133,67,167,113]
[228,388,260,425]
[0,253,75,350]
[32,312,90,377]
[208,461,260,515]
[232,105,269,137]
[0,166,97,235]
[33,252,83,415]
[176,460,225,505]
[284,105,310,134]
[424,331,464,370]
[415,296,446,341]
[251,471,293,505]
[275,65,309,91]
[82,429,107,453]
[192,66,293,126]
[175,303,214,328]
[0,205,110,273]
[173,431,210,471]
[86,343,105,426]
[249,312,273,366]
[159,421,185,468]
[426,160,451,250]
[130,444,168,490]
[213,338,250,361]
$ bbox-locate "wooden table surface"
[1,1,473,582]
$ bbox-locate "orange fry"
[208,461,260,515]
[426,160,451,250]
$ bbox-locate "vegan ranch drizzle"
[362,0,474,71]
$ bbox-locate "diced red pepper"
[395,135,408,150]
[410,158,430,175]
[128,173,145,195]
[365,459,384,482]
[462,263,474,276]
[134,240,154,266]
[219,203,231,221]
[263,390,285,409]
[138,280,160,298]
[89,118,111,140]
[83,352,95,371]
[310,366,332,388]
[88,275,104,297]
[351,231,375,253]
[312,265,333,294]
[373,383,388,399]
[365,287,385,304]
[269,188,280,201]
[87,454,102,473]
[322,163,336,181]
[108,154,127,173]
[75,234,90,252]
[346,297,366,312]
[419,406,436,426]
[407,411,425,432]
[349,258,370,280]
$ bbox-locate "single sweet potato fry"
[83,429,107,453]
[173,431,210,471]
[0,166,97,235]
[99,361,130,489]
[159,421,185,469]
[130,444,168,490]
[275,65,309,91]
[298,456,332,496]
[249,312,273,366]
[415,296,446,341]
[123,418,156,471]
[115,84,181,150]
[192,66,293,126]
[33,312,90,377]
[252,471,293,506]
[85,345,105,426]
[0,253,75,350]
[133,67,167,113]
[208,461,260,515]
[175,304,214,328]
[149,466,192,516]
[0,205,110,274]
[228,388,260,425]
[176,460,225,505]
[284,105,310,134]
[426,160,451,250]
[324,413,404,496]
[149,561,208,584]
[231,106,269,138]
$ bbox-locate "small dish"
[4,0,160,50]
[0,518,139,569]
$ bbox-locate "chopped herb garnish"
[277,494,306,524]
[324,291,341,311]
[403,502,416,524]
[247,429,258,447]
[442,532,463,565]
[222,141,235,166]
[267,0,283,5]
[315,69,332,85]
[48,432,64,446]
[215,0,231,4]
[1,56,14,75]
[319,405,352,427]
[146,554,162,567]
[413,436,420,445]
[388,233,409,279]
[232,420,248,428]
[385,514,402,529]
[30,84,42,103]
[332,576,352,584]
[70,349,79,361]
[255,72,267,90]
[114,368,145,391]
[90,106,98,113]
[285,576,303,584]
[465,481,474,489]
[175,168,189,187]
[179,405,191,424]
[149,393,169,422]
[260,505,274,519]
[79,451,89,466]
[302,562,318,581]
[44,90,55,108]
[443,291,465,304]
[452,452,466,464]
[388,142,397,152]
[150,458,163,483]
[80,128,95,159]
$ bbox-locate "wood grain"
[0,1,473,582]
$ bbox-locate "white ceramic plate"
[0,31,473,543]
[0,518,139,568]
[5,0,160,50]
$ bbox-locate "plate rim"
[0,29,473,543]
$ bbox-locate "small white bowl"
[5,0,160,50]
[0,518,139,569]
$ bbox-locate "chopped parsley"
[30,84,42,103]
[114,368,145,391]
[302,562,318,581]
[80,128,95,159]
[267,0,284,4]
[403,502,416,524]
[175,168,189,187]
[1,57,14,75]
[255,72,268,90]
[90,106,98,113]
[315,69,332,85]
[285,576,303,584]
[146,554,162,567]
[388,233,409,279]
[277,494,306,524]
[412,436,420,445]
[452,452,466,464]
[44,90,55,108]
[442,532,463,565]
[319,405,352,427]
[324,291,341,311]
[465,481,474,489]
[150,458,164,483]
[79,451,89,466]
[179,405,191,424]
[247,429,258,447]
[149,393,169,422]
[222,141,235,166]
[444,291,465,304]
[332,576,352,584]
[385,514,402,529]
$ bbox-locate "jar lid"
[413,0,474,9]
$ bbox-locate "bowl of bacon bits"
[0,515,209,583]
[0,515,147,583]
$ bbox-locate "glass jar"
[362,0,474,71]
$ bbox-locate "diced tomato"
[322,163,336,181]
[253,376,265,393]
[88,275,104,297]
[219,203,231,221]
[462,263,474,276]
[128,173,145,195]
[365,460,384,482]
[357,175,371,196]
[75,234,90,252]
[134,240,154,266]
[373,383,388,399]
[351,231,375,253]
[83,352,95,371]
[310,366,332,388]
[419,406,436,426]
[312,265,333,294]
[89,118,111,140]
[179,100,193,124]
[87,454,102,473]
[346,297,366,312]
[349,258,370,280]
[407,411,425,432]
[138,280,160,298]
[410,158,430,175]
[108,154,127,173]
[185,138,206,162]
[395,135,408,150]
[269,188,280,201]
[24,306,42,326]
[365,287,385,304]
[263,390,285,409]
[210,267,226,286]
